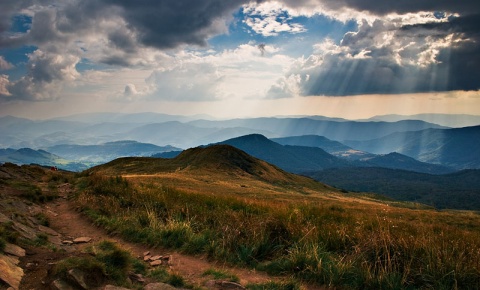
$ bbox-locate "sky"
[0,0,479,120]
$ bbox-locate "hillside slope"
[88,144,328,192]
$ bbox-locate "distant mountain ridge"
[271,135,374,160]
[212,134,451,174]
[46,140,179,164]
[344,125,480,170]
[0,114,447,149]
[0,148,86,171]
[189,118,447,142]
[214,134,348,173]
[367,113,480,128]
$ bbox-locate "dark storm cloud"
[268,11,480,98]
[404,14,480,92]
[280,0,480,16]
[101,0,255,49]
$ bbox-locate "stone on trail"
[51,279,75,290]
[0,254,24,290]
[3,243,25,257]
[38,224,61,236]
[149,255,162,261]
[73,237,92,244]
[68,268,89,289]
[144,255,152,261]
[103,285,131,290]
[150,260,163,266]
[144,282,177,290]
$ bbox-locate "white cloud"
[0,75,11,97]
[242,1,307,36]
[105,43,293,102]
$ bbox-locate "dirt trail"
[45,184,286,288]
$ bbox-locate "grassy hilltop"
[75,145,480,289]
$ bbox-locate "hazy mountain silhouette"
[46,140,180,164]
[344,125,480,169]
[271,135,374,160]
[213,134,349,173]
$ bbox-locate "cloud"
[102,0,251,49]
[5,49,80,101]
[108,43,291,102]
[0,75,10,97]
[0,56,13,70]
[267,10,480,98]
[278,0,480,16]
[242,1,307,36]
[2,0,479,103]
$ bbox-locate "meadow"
[74,170,480,289]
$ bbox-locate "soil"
[19,183,322,289]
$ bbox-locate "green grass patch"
[202,268,240,283]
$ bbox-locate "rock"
[103,285,131,290]
[144,255,152,261]
[62,240,74,245]
[38,225,60,236]
[205,280,246,290]
[25,262,37,270]
[218,281,246,289]
[144,282,177,290]
[48,235,63,246]
[0,254,24,290]
[129,272,145,283]
[51,279,75,290]
[143,251,150,256]
[149,255,162,261]
[3,244,25,257]
[73,237,92,244]
[0,212,11,223]
[150,260,163,266]
[68,268,89,289]
[11,221,37,240]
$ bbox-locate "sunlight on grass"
[75,173,480,289]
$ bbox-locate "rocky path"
[40,184,281,289]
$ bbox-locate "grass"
[246,280,302,290]
[75,173,480,289]
[202,268,240,283]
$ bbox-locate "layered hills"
[344,125,480,170]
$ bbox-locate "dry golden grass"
[76,147,480,289]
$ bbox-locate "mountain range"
[0,113,448,149]
[344,125,480,170]
[45,140,179,165]
[367,113,480,128]
[0,148,86,171]
[2,112,480,210]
